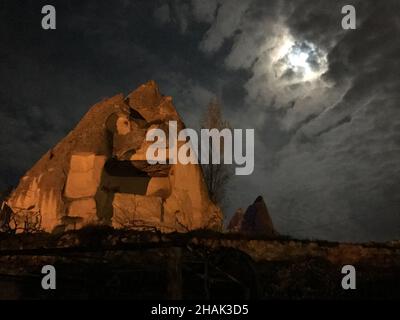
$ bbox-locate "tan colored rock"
[64,153,106,199]
[116,114,131,135]
[9,93,125,231]
[67,198,97,224]
[129,123,172,177]
[130,123,164,161]
[12,176,40,210]
[8,81,223,233]
[126,81,181,123]
[164,163,222,231]
[146,177,171,198]
[39,188,62,230]
[107,112,147,160]
[8,176,62,231]
[112,193,162,228]
[158,96,181,121]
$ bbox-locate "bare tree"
[200,98,232,206]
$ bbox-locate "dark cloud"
[1,0,399,241]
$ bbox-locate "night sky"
[1,0,399,241]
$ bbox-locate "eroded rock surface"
[7,81,223,232]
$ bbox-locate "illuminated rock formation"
[7,81,223,232]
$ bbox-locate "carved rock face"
[64,153,106,199]
[7,81,223,233]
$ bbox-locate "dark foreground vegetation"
[0,226,399,299]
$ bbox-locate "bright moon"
[288,51,309,69]
[272,35,327,82]
[288,50,314,80]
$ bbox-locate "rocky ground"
[0,226,399,299]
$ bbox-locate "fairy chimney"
[7,81,223,232]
